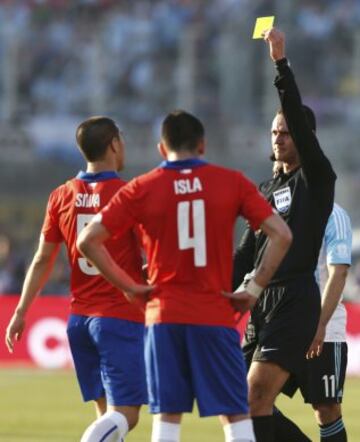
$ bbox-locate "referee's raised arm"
[263,28,336,188]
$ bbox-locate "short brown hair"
[161,110,205,152]
[76,116,120,162]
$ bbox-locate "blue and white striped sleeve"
[324,205,352,266]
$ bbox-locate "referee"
[230,28,336,442]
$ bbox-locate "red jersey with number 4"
[100,159,273,328]
[41,171,144,322]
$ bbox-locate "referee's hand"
[222,290,257,314]
[263,27,286,62]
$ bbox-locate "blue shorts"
[67,315,147,406]
[145,324,249,417]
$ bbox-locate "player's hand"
[306,324,326,359]
[222,290,257,314]
[141,263,149,283]
[5,312,26,354]
[123,283,155,309]
[263,27,286,61]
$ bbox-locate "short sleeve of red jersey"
[100,179,139,238]
[237,172,273,230]
[41,188,63,243]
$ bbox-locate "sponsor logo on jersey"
[273,186,292,213]
[174,177,203,195]
[75,193,100,208]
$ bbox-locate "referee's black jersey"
[233,60,336,287]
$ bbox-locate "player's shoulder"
[202,163,248,180]
[332,203,350,221]
[326,203,352,240]
[329,203,351,229]
[127,166,173,189]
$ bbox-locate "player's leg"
[145,324,194,442]
[273,407,311,442]
[248,279,321,441]
[272,376,311,441]
[247,360,289,442]
[313,403,347,442]
[79,317,147,442]
[151,414,182,442]
[302,342,348,442]
[94,396,107,417]
[219,415,255,442]
[187,325,255,442]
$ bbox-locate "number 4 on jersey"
[177,199,206,267]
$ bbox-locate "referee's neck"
[283,161,300,174]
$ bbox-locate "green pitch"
[0,368,359,441]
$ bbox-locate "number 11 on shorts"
[322,374,335,398]
[177,199,206,267]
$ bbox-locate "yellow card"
[252,16,275,39]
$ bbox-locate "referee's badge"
[273,186,292,213]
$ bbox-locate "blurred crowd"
[0,0,360,125]
[0,0,360,300]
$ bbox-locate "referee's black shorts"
[242,274,321,377]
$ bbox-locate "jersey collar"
[76,170,119,182]
[159,158,208,169]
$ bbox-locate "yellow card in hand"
[252,16,275,39]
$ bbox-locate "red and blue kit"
[41,171,147,407]
[101,159,273,328]
[41,171,143,322]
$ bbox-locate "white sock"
[151,420,181,442]
[80,411,129,442]
[223,419,255,442]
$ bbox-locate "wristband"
[275,57,288,66]
[246,279,264,299]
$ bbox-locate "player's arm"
[264,28,336,186]
[77,219,153,301]
[232,224,256,291]
[307,263,349,359]
[225,213,292,312]
[307,209,352,358]
[5,239,61,353]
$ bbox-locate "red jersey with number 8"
[100,160,273,328]
[41,171,144,322]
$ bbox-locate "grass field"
[0,369,359,442]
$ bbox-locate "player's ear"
[109,137,117,153]
[157,142,167,159]
[198,138,205,155]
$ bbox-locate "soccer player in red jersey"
[78,110,292,442]
[5,117,151,442]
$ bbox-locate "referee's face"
[271,114,299,166]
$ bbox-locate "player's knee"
[117,407,140,431]
[312,403,341,424]
[248,379,273,413]
[127,412,139,430]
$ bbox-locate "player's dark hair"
[277,105,316,132]
[76,116,120,162]
[161,110,205,152]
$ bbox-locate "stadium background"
[0,0,359,440]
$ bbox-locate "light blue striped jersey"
[316,203,352,342]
